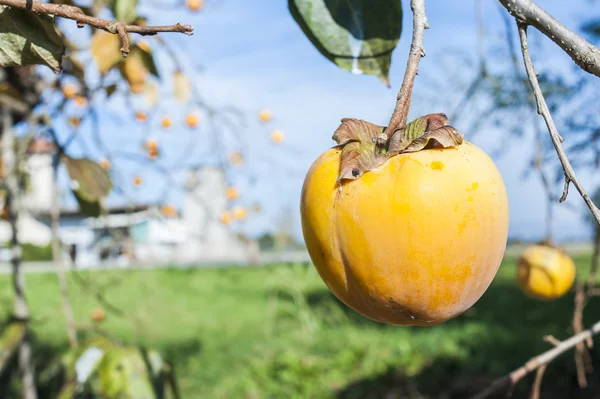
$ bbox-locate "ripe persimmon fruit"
[517,244,575,300]
[300,114,509,326]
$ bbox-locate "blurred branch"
[0,0,193,56]
[497,0,600,78]
[470,319,600,399]
[517,23,600,223]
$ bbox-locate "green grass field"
[1,252,600,398]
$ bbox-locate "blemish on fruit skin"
[430,161,444,171]
[467,182,479,191]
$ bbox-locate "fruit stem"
[378,0,429,148]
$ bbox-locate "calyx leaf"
[333,118,386,181]
[388,113,464,153]
[0,6,65,74]
[334,113,464,182]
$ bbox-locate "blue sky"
[52,0,599,243]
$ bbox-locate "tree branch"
[0,0,193,56]
[497,0,600,78]
[517,23,600,224]
[379,0,429,145]
[470,319,600,399]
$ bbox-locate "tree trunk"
[2,108,37,399]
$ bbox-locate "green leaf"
[0,5,65,74]
[288,0,402,86]
[71,189,102,218]
[111,0,138,24]
[62,156,113,215]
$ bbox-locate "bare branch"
[498,0,600,78]
[0,0,193,56]
[529,364,546,399]
[543,335,561,346]
[469,319,600,399]
[517,24,600,224]
[380,0,428,144]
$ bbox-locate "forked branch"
[0,0,194,56]
[470,319,600,399]
[498,0,600,78]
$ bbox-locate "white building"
[0,139,259,266]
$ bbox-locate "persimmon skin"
[300,141,509,326]
[517,245,575,300]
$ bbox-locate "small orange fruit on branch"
[185,113,200,128]
[99,158,111,170]
[226,186,239,201]
[229,152,244,166]
[186,0,203,11]
[161,116,172,129]
[516,243,575,300]
[270,129,284,143]
[220,211,232,225]
[259,108,272,123]
[300,113,509,326]
[62,84,78,99]
[232,206,247,220]
[136,112,148,122]
[91,307,105,323]
[133,176,143,187]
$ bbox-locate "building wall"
[180,167,256,263]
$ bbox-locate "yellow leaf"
[90,32,123,75]
[173,71,191,104]
[120,49,149,94]
[143,81,159,107]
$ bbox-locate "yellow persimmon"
[300,115,509,326]
[99,158,111,170]
[220,211,232,225]
[135,112,147,122]
[185,113,200,128]
[62,84,78,99]
[270,129,284,143]
[74,95,87,107]
[517,244,575,300]
[259,108,272,123]
[186,0,203,11]
[229,152,244,166]
[232,206,247,220]
[161,204,177,217]
[91,308,105,323]
[161,116,172,128]
[226,186,239,201]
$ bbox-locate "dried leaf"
[71,189,102,217]
[402,126,464,153]
[118,46,158,93]
[332,118,384,145]
[333,118,386,181]
[0,6,65,73]
[63,156,113,202]
[388,113,462,153]
[173,71,191,104]
[288,0,402,86]
[90,32,123,75]
[143,81,159,107]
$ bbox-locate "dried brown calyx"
[332,113,464,182]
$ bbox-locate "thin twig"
[529,364,546,399]
[498,0,600,78]
[380,0,429,144]
[0,0,193,56]
[469,319,600,399]
[543,335,561,346]
[517,23,600,223]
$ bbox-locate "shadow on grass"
[295,279,600,398]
